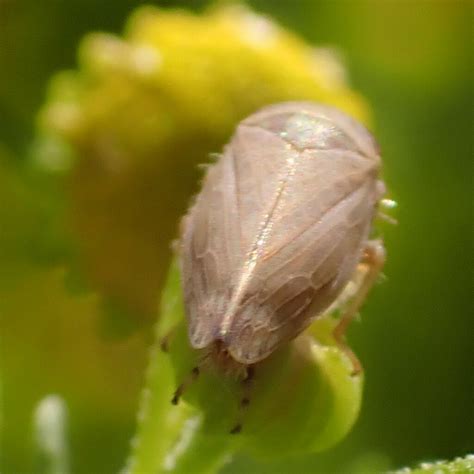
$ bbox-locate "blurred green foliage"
[0,1,472,473]
[392,454,474,474]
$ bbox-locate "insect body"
[179,101,386,379]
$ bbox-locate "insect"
[173,101,388,432]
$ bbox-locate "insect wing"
[181,102,382,364]
[180,124,291,349]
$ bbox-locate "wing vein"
[262,181,364,265]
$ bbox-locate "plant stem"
[161,416,236,474]
[124,260,236,474]
[124,342,188,474]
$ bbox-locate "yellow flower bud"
[34,5,371,325]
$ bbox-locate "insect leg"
[159,325,197,404]
[229,366,255,434]
[377,198,398,225]
[171,366,200,405]
[333,239,386,375]
[159,326,177,353]
[377,211,398,225]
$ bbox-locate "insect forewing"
[181,102,382,363]
[181,123,291,349]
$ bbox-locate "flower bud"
[165,259,363,458]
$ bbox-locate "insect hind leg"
[229,366,255,434]
[333,239,386,375]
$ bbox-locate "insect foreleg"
[159,326,177,353]
[171,366,200,405]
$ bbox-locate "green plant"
[1,2,471,473]
[125,258,363,473]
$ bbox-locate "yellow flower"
[35,4,370,325]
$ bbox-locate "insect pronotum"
[174,101,388,431]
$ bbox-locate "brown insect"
[173,102,387,432]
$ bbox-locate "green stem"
[124,343,189,474]
[124,260,236,474]
[124,333,235,474]
[162,416,237,474]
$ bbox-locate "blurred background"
[0,1,472,473]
